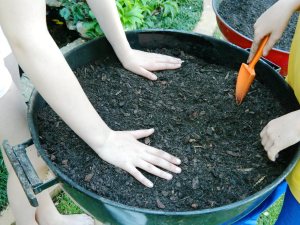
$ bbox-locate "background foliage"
[58,0,200,38]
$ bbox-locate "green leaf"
[116,1,125,15]
[82,21,97,30]
[74,5,85,20]
[59,8,71,20]
[123,0,133,8]
[125,5,144,19]
[130,16,143,25]
[95,24,103,36]
[88,10,96,19]
[140,0,150,6]
[162,1,179,18]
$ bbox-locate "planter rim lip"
[211,0,289,54]
[28,29,300,216]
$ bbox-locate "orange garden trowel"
[235,36,269,104]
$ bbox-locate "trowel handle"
[249,36,270,69]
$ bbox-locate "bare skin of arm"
[248,0,300,161]
[86,0,183,80]
[0,0,181,187]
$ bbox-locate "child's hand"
[260,110,300,161]
[95,128,181,187]
[247,0,297,63]
[120,49,183,80]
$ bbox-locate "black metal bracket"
[2,139,59,207]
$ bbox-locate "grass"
[54,192,83,215]
[257,195,284,225]
[0,148,8,211]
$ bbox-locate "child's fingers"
[126,165,153,187]
[264,139,274,151]
[126,65,157,80]
[267,149,277,162]
[146,62,182,71]
[136,67,157,80]
[247,48,255,64]
[267,145,280,161]
[267,151,276,161]
[146,146,181,165]
[263,32,280,56]
[126,128,155,139]
[261,136,268,147]
[247,35,262,63]
[260,126,267,138]
[151,53,183,64]
[136,160,173,180]
[142,153,181,174]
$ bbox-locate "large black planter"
[3,30,300,225]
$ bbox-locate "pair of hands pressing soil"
[38,49,288,211]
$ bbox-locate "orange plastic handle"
[249,36,270,69]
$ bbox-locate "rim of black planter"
[28,29,300,215]
[211,0,289,54]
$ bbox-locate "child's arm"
[0,0,181,188]
[250,0,300,161]
[248,0,300,62]
[86,0,183,80]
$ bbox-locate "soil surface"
[218,0,299,52]
[38,49,290,211]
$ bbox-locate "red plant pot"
[213,0,289,76]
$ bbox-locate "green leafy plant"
[57,0,179,39]
[59,0,101,38]
[116,0,146,30]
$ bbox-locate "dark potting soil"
[218,0,299,52]
[38,49,290,211]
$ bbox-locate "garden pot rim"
[211,0,289,54]
[28,29,300,216]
